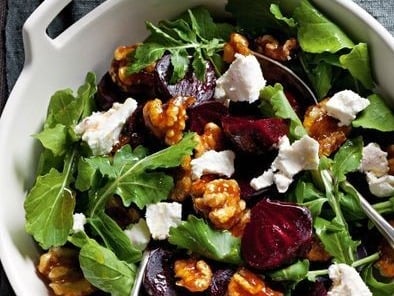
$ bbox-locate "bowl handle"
[22,0,73,64]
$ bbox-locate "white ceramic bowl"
[0,0,393,294]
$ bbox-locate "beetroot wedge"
[221,116,288,154]
[241,198,313,271]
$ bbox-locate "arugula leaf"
[34,124,69,156]
[339,43,374,90]
[88,133,196,214]
[269,4,297,29]
[79,239,136,296]
[88,212,142,263]
[169,215,242,265]
[353,94,394,132]
[260,83,306,140]
[332,137,363,182]
[269,260,309,283]
[361,264,394,296]
[293,0,354,53]
[25,165,76,249]
[128,8,230,81]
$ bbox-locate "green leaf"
[260,83,306,140]
[169,215,242,265]
[269,260,310,283]
[270,4,297,28]
[293,0,354,53]
[339,43,374,90]
[353,94,394,132]
[314,217,359,264]
[79,239,136,296]
[89,212,142,263]
[34,124,69,156]
[24,167,76,249]
[361,264,394,296]
[332,137,363,182]
[169,49,190,83]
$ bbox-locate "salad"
[24,0,394,295]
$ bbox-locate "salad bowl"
[0,0,393,295]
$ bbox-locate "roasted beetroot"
[241,199,313,271]
[208,269,235,296]
[188,101,229,134]
[221,116,288,154]
[154,54,216,103]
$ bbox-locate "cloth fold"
[0,0,393,295]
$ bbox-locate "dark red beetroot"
[208,269,235,296]
[241,199,313,271]
[188,101,229,135]
[154,54,216,103]
[221,116,289,154]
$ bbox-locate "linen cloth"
[0,0,393,295]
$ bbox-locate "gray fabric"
[0,0,393,295]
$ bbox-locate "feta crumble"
[145,202,182,240]
[366,172,394,197]
[214,53,266,103]
[190,150,235,180]
[72,213,87,233]
[74,97,138,155]
[326,90,370,126]
[360,142,389,177]
[250,135,320,193]
[328,263,372,296]
[124,218,151,250]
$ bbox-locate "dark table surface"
[0,0,393,295]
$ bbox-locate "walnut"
[229,209,251,237]
[170,155,193,202]
[192,179,246,230]
[143,96,196,145]
[174,258,213,292]
[37,247,95,296]
[254,35,298,62]
[387,144,394,175]
[223,33,251,63]
[306,236,332,262]
[109,45,155,93]
[227,268,284,296]
[194,122,225,157]
[303,98,351,157]
[374,220,394,278]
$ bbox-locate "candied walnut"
[37,247,95,296]
[174,258,213,292]
[229,209,251,237]
[192,179,246,230]
[143,96,196,145]
[171,155,193,202]
[387,144,394,175]
[375,220,394,278]
[109,45,155,94]
[303,99,351,156]
[254,35,298,62]
[223,33,251,63]
[194,122,225,157]
[105,196,141,229]
[306,236,332,262]
[227,268,283,296]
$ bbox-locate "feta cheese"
[72,213,87,233]
[250,135,320,193]
[214,53,266,103]
[74,97,138,155]
[360,143,389,177]
[145,202,182,240]
[326,90,370,126]
[190,150,235,180]
[366,172,394,197]
[124,218,150,250]
[328,263,372,296]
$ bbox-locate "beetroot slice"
[241,198,313,271]
[154,54,216,103]
[221,116,288,154]
[188,101,229,134]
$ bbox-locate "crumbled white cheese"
[328,263,372,296]
[214,53,266,103]
[360,143,389,177]
[190,150,235,180]
[366,172,394,197]
[250,135,320,193]
[326,90,370,126]
[72,213,87,233]
[145,202,182,240]
[124,218,151,250]
[74,97,138,155]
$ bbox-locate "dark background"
[0,0,393,295]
